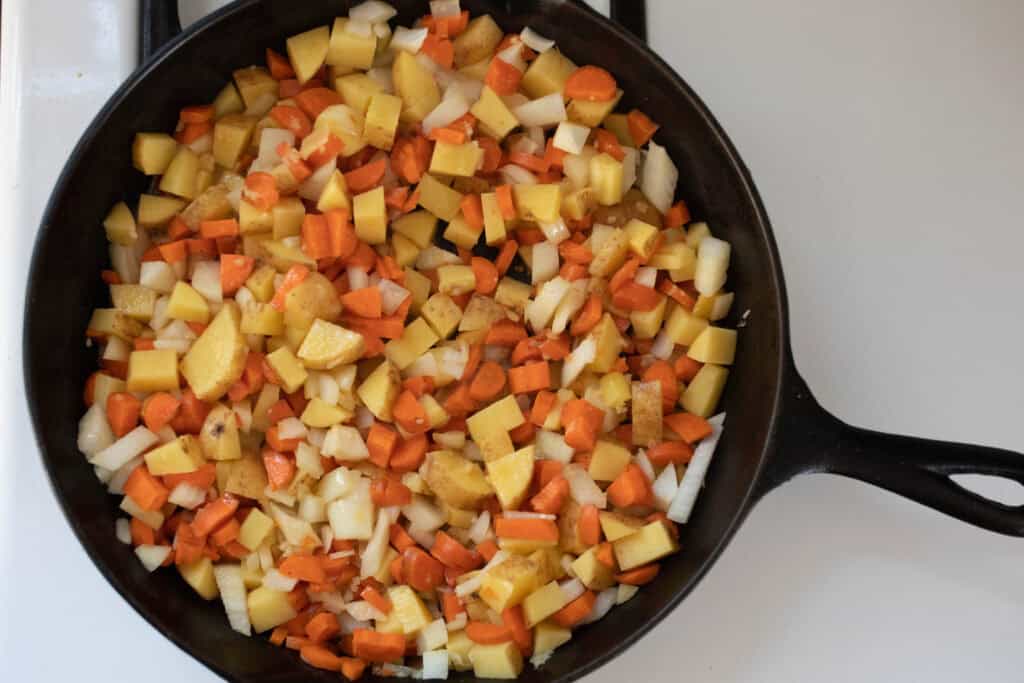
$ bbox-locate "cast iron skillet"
[23,1,1024,681]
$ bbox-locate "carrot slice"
[565,65,618,101]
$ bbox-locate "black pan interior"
[23,1,787,680]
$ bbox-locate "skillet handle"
[139,0,183,64]
[609,0,647,43]
[759,357,1024,536]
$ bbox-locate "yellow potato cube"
[352,186,387,244]
[629,295,668,339]
[199,403,242,461]
[494,278,532,312]
[437,264,476,296]
[590,152,624,206]
[248,586,298,633]
[648,241,696,273]
[392,210,438,249]
[454,14,503,67]
[327,18,377,70]
[181,303,249,401]
[533,621,572,656]
[416,173,464,222]
[262,239,316,270]
[691,295,715,320]
[363,92,402,151]
[486,445,535,510]
[522,581,569,628]
[624,218,661,259]
[632,380,663,447]
[357,360,400,421]
[103,201,138,246]
[392,50,441,124]
[587,314,623,373]
[442,213,481,249]
[571,546,616,590]
[681,364,729,417]
[238,508,275,550]
[561,186,596,221]
[233,66,278,110]
[245,265,278,302]
[567,89,623,127]
[664,303,709,345]
[297,319,365,369]
[458,58,490,81]
[389,585,432,635]
[470,642,523,679]
[442,502,476,528]
[470,86,519,141]
[479,554,542,612]
[498,538,558,555]
[286,25,329,84]
[301,397,349,428]
[430,141,484,178]
[241,304,285,336]
[91,373,126,409]
[88,309,142,342]
[588,228,629,277]
[599,511,646,542]
[220,453,268,499]
[687,326,737,365]
[447,629,475,671]
[392,233,419,267]
[110,284,157,321]
[334,73,382,114]
[315,170,351,213]
[238,198,273,234]
[132,132,179,175]
[521,49,576,98]
[421,294,463,339]
[425,450,495,509]
[512,183,561,224]
[126,349,179,392]
[686,221,712,249]
[480,192,507,246]
[144,435,204,475]
[178,557,219,600]
[421,394,449,429]
[265,345,308,393]
[213,82,244,118]
[385,317,439,370]
[166,281,210,323]
[588,439,632,481]
[467,395,525,461]
[213,113,258,169]
[599,372,631,413]
[137,194,185,229]
[612,520,681,571]
[603,113,632,146]
[158,145,199,199]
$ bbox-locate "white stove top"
[3,1,1024,681]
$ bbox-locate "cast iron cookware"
[24,1,1024,681]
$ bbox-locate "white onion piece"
[467,510,491,545]
[563,464,606,508]
[298,158,337,200]
[367,66,395,92]
[581,588,618,624]
[310,591,347,614]
[77,402,114,458]
[115,518,132,544]
[355,405,376,430]
[437,343,468,381]
[257,128,295,166]
[317,375,341,409]
[502,511,556,521]
[694,237,731,296]
[525,125,546,150]
[134,545,171,572]
[139,261,177,294]
[169,482,208,510]
[299,494,327,523]
[512,93,567,128]
[107,456,144,495]
[121,496,164,529]
[374,22,393,39]
[667,414,725,523]
[347,600,387,622]
[348,266,369,291]
[421,650,449,680]
[621,146,638,193]
[498,164,538,186]
[408,524,437,549]
[417,246,463,270]
[561,336,596,387]
[433,431,466,450]
[552,122,590,155]
[422,89,470,134]
[710,292,735,321]
[214,563,253,635]
[430,0,460,17]
[277,417,307,440]
[191,261,222,303]
[94,465,114,484]
[263,568,299,593]
[559,578,585,603]
[531,241,559,284]
[403,495,446,532]
[110,244,140,285]
[443,76,483,105]
[270,502,320,547]
[635,266,657,288]
[405,352,440,379]
[378,280,411,315]
[350,0,398,23]
[520,27,555,53]
[496,43,527,72]
[640,141,678,214]
[526,276,571,332]
[186,132,212,154]
[635,450,656,483]
[296,442,325,478]
[322,425,370,461]
[90,426,158,471]
[463,442,483,462]
[617,584,639,604]
[651,463,680,511]
[318,467,363,502]
[455,550,510,597]
[562,152,592,190]
[360,508,395,577]
[650,329,675,360]
[538,219,570,245]
[549,278,588,336]
[149,296,171,331]
[446,612,468,631]
[535,430,574,463]
[345,18,373,37]
[391,26,429,53]
[417,618,449,654]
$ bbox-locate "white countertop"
[3,1,1023,680]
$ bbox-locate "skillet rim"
[22,0,791,680]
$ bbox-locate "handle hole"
[950,474,1024,507]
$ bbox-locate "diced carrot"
[279,554,328,583]
[263,450,297,489]
[242,171,280,211]
[562,399,604,452]
[484,57,523,95]
[616,563,661,585]
[664,200,691,229]
[352,629,406,663]
[340,657,367,681]
[341,286,383,318]
[646,440,694,467]
[124,465,169,511]
[389,434,428,473]
[551,590,597,628]
[627,109,660,147]
[389,523,417,553]
[421,9,469,37]
[344,158,387,194]
[385,185,410,210]
[461,343,483,382]
[168,390,209,435]
[265,47,296,79]
[305,612,341,643]
[612,281,661,311]
[484,319,527,347]
[493,240,518,279]
[270,626,288,646]
[100,269,122,285]
[276,142,313,182]
[509,420,536,446]
[358,584,392,615]
[593,128,626,161]
[370,477,413,507]
[402,546,445,592]
[539,335,570,361]
[132,339,155,351]
[106,392,141,437]
[267,399,295,424]
[595,542,616,569]
[269,104,312,139]
[643,360,680,408]
[494,516,559,542]
[180,105,214,124]
[220,254,255,296]
[569,294,602,336]
[402,376,434,398]
[477,136,502,173]
[300,644,344,672]
[442,592,465,621]
[199,218,239,240]
[176,121,212,144]
[577,503,601,546]
[458,194,484,231]
[658,278,697,310]
[528,392,556,429]
[392,390,430,435]
[502,606,533,655]
[508,150,550,174]
[559,241,593,265]
[324,209,357,260]
[495,184,517,220]
[294,87,343,119]
[130,517,157,546]
[141,392,181,432]
[607,463,653,508]
[157,240,188,264]
[475,540,498,563]
[271,264,309,311]
[174,523,205,565]
[565,65,618,102]
[664,412,713,443]
[466,621,514,644]
[442,382,476,418]
[530,475,569,515]
[508,360,550,394]
[366,422,398,468]
[431,531,480,571]
[419,33,455,68]
[191,494,239,536]
[211,518,240,547]
[305,132,344,168]
[468,361,506,402]
[342,240,378,271]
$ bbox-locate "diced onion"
[445,612,468,631]
[621,146,638,193]
[667,414,726,523]
[539,219,570,246]
[526,276,571,332]
[417,618,449,653]
[617,584,640,604]
[345,18,373,37]
[563,464,606,508]
[552,122,590,155]
[378,280,411,315]
[496,43,527,71]
[310,591,347,614]
[635,266,657,288]
[417,246,463,270]
[550,278,588,336]
[467,510,491,544]
[317,374,341,409]
[581,587,618,624]
[153,338,191,354]
[134,545,171,572]
[559,578,585,603]
[347,600,387,622]
[318,467,363,502]
[322,425,369,461]
[298,158,337,200]
[694,237,732,296]
[422,89,470,134]
[366,67,395,92]
[296,442,325,478]
[360,508,394,577]
[430,0,460,18]
[121,496,164,529]
[391,26,429,54]
[257,128,295,166]
[520,27,555,53]
[651,463,680,511]
[169,482,208,510]
[270,502,320,547]
[502,511,556,521]
[561,336,596,387]
[214,563,253,636]
[115,518,132,544]
[635,450,655,483]
[408,524,436,549]
[535,430,574,463]
[531,241,560,284]
[640,141,678,214]
[498,164,538,186]
[355,406,376,430]
[90,426,159,471]
[455,550,509,597]
[421,650,450,680]
[403,495,446,532]
[512,93,567,128]
[110,243,140,285]
[139,261,177,294]
[350,1,398,23]
[433,431,466,450]
[262,568,299,593]
[186,132,212,154]
[277,417,307,440]
[107,456,143,495]
[78,402,114,458]
[650,329,675,360]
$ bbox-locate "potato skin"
[592,188,663,229]
[283,272,342,330]
[180,302,248,401]
[425,451,495,510]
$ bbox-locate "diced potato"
[447,629,475,671]
[467,396,525,461]
[240,303,285,336]
[470,642,524,679]
[132,132,178,175]
[199,404,242,461]
[442,213,482,249]
[686,221,711,249]
[599,372,631,413]
[248,586,298,633]
[470,86,519,141]
[691,295,715,320]
[520,581,568,628]
[180,182,233,230]
[233,66,278,110]
[301,397,349,428]
[603,113,632,146]
[297,319,365,369]
[631,380,663,447]
[357,360,400,421]
[213,82,244,118]
[246,265,277,302]
[561,187,596,221]
[425,450,494,510]
[126,349,179,392]
[421,294,463,339]
[286,25,329,84]
[479,554,542,612]
[238,508,275,550]
[392,210,438,248]
[612,520,680,571]
[334,73,382,114]
[629,295,668,339]
[480,192,507,246]
[110,284,157,321]
[442,502,476,528]
[512,184,561,224]
[587,314,623,373]
[687,326,737,365]
[571,546,616,590]
[498,538,558,555]
[103,201,138,246]
[178,557,219,600]
[389,585,433,635]
[521,49,576,98]
[353,186,387,244]
[567,89,623,127]
[681,364,729,417]
[392,50,441,124]
[327,18,377,70]
[282,272,342,330]
[437,264,476,296]
[533,621,572,656]
[144,435,204,475]
[221,453,269,499]
[166,281,210,323]
[588,440,632,482]
[588,228,629,277]
[417,173,464,222]
[363,92,402,151]
[486,445,535,510]
[590,152,624,206]
[623,218,661,259]
[213,113,258,169]
[454,14,503,67]
[385,317,439,370]
[664,303,709,346]
[430,141,484,178]
[265,345,308,393]
[238,198,273,234]
[493,278,532,312]
[159,144,199,200]
[88,308,143,341]
[137,194,186,229]
[649,241,696,274]
[181,303,248,401]
[460,294,508,332]
[392,233,420,267]
[599,511,645,542]
[458,58,490,81]
[315,170,351,213]
[262,239,316,271]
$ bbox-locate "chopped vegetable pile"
[79,0,736,678]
